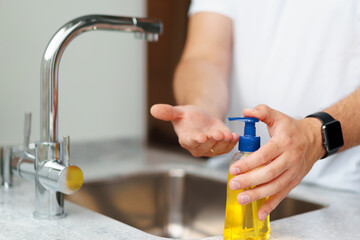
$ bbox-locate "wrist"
[303,117,326,160]
[306,112,344,159]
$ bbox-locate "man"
[151,0,360,221]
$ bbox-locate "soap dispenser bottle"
[223,117,270,240]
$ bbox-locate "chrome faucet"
[1,15,162,219]
[41,15,162,143]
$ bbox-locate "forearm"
[324,87,360,151]
[173,57,230,120]
[173,12,233,121]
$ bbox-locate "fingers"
[179,133,205,148]
[243,104,284,127]
[229,138,281,175]
[150,104,182,121]
[234,167,293,205]
[188,129,225,157]
[257,176,301,221]
[180,129,238,157]
[229,153,289,191]
[195,136,217,157]
[231,165,300,221]
[212,131,238,155]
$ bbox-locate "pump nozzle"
[228,117,260,152]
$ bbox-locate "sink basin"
[66,169,324,239]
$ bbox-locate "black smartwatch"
[306,112,344,159]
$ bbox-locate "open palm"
[150,104,238,157]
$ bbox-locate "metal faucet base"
[33,212,66,220]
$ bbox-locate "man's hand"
[150,104,238,157]
[228,104,325,221]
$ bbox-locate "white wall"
[0,0,147,145]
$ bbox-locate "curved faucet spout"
[40,15,163,142]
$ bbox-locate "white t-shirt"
[189,0,360,192]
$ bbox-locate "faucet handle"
[63,136,70,166]
[23,113,32,151]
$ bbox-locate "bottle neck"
[230,151,254,166]
[241,151,253,156]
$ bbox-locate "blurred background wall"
[0,0,146,145]
[147,0,191,150]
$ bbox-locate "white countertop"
[1,139,360,240]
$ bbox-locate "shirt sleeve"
[188,0,235,20]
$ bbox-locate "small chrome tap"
[0,15,162,220]
[0,113,84,219]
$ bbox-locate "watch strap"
[306,112,341,159]
[306,112,335,125]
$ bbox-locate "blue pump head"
[228,117,260,152]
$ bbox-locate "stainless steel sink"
[66,169,324,239]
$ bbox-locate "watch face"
[324,121,344,150]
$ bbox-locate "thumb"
[150,104,182,121]
[243,104,283,127]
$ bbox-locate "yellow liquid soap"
[223,152,270,240]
